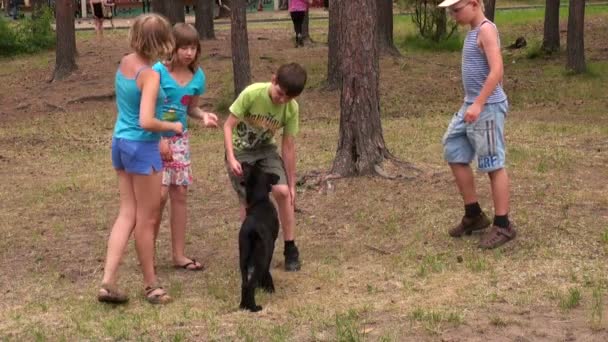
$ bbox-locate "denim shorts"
[442,101,508,172]
[111,137,162,175]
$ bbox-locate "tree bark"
[566,0,585,73]
[302,10,311,43]
[195,0,215,39]
[331,0,390,176]
[326,0,341,90]
[52,0,77,81]
[30,0,46,18]
[483,0,496,22]
[230,0,251,97]
[542,0,560,53]
[376,0,400,56]
[153,0,185,24]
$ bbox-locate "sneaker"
[479,223,517,249]
[448,212,491,237]
[284,243,301,272]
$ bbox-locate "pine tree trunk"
[52,0,77,81]
[542,0,560,53]
[31,0,45,18]
[230,0,251,97]
[566,0,585,73]
[153,0,185,24]
[195,0,215,39]
[302,10,311,43]
[326,0,341,90]
[332,0,390,176]
[376,0,399,56]
[484,0,496,22]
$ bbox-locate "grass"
[559,288,582,311]
[0,4,607,341]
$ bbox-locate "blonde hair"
[478,0,485,12]
[168,23,201,73]
[129,13,174,61]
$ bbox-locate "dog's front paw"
[240,304,262,312]
[262,284,275,293]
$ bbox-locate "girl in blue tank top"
[98,13,181,306]
[152,23,218,272]
[438,0,517,249]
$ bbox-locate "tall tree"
[377,0,399,56]
[566,0,585,73]
[230,0,251,97]
[30,0,46,18]
[542,0,560,53]
[195,0,215,39]
[483,0,496,22]
[153,0,185,25]
[326,0,341,90]
[332,0,391,176]
[52,0,77,81]
[301,11,311,43]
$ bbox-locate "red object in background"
[310,0,324,7]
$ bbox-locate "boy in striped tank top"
[438,0,516,249]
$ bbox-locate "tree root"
[67,93,115,104]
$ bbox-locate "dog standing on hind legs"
[239,162,280,312]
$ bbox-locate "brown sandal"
[174,258,204,271]
[97,284,129,304]
[144,284,172,304]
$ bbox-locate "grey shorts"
[442,101,508,172]
[226,146,287,200]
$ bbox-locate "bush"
[0,7,55,57]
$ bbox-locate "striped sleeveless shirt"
[461,19,507,104]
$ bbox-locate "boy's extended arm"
[224,114,242,176]
[476,24,504,106]
[281,134,297,205]
[465,24,504,123]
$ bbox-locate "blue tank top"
[461,20,507,104]
[113,67,164,141]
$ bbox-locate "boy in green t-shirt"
[223,63,307,272]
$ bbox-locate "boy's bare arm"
[464,24,504,123]
[224,114,242,176]
[475,24,504,106]
[281,134,297,204]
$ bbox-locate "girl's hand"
[202,112,219,128]
[172,122,184,134]
[159,139,172,162]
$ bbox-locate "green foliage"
[0,8,55,57]
[400,32,463,52]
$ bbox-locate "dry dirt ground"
[0,12,608,341]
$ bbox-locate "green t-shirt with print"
[229,82,299,151]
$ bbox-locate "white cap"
[438,0,464,8]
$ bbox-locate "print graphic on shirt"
[234,113,282,150]
[181,95,192,106]
[163,108,179,122]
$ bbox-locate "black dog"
[239,162,280,312]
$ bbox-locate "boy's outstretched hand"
[227,157,243,177]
